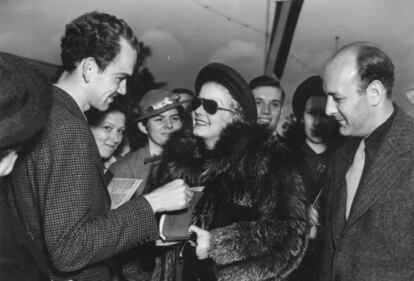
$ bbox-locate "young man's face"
[139,108,183,148]
[89,38,137,111]
[253,86,284,132]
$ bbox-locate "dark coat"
[148,122,308,281]
[8,86,159,281]
[0,178,48,281]
[318,109,414,281]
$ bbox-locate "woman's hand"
[189,225,211,260]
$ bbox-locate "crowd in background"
[1,10,414,281]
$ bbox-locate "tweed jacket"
[146,123,308,281]
[8,86,159,281]
[110,145,158,193]
[318,108,414,281]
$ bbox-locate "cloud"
[209,40,263,81]
[140,28,186,83]
[141,29,185,66]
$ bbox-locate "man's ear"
[82,57,98,83]
[366,80,386,106]
[137,122,148,135]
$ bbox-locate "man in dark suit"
[8,12,192,281]
[318,41,414,281]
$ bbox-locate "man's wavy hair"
[60,11,138,73]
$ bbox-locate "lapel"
[345,109,414,228]
[53,86,108,187]
[131,146,151,179]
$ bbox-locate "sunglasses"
[190,98,235,115]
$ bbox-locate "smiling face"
[91,110,126,159]
[324,50,373,137]
[192,82,237,149]
[253,86,284,131]
[139,108,183,150]
[88,38,137,111]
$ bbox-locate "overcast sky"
[1,0,413,116]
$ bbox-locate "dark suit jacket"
[8,86,159,281]
[318,109,414,281]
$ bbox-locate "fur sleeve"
[208,143,308,281]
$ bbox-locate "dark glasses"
[190,98,235,115]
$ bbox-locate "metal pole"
[264,0,271,74]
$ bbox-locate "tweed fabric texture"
[319,108,414,281]
[8,86,159,281]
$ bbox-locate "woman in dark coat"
[146,63,308,281]
[285,76,344,281]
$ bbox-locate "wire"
[189,0,265,34]
[289,53,320,74]
[189,0,318,74]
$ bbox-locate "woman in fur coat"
[146,63,308,281]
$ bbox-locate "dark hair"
[172,88,195,97]
[86,97,129,127]
[336,42,394,97]
[248,75,285,101]
[60,11,138,72]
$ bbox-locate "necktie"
[345,139,365,219]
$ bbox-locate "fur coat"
[147,122,308,281]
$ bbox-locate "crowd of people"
[1,10,414,281]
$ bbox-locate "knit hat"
[0,52,52,148]
[292,75,325,120]
[195,63,257,123]
[134,89,182,122]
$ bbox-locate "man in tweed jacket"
[8,12,192,281]
[318,41,414,281]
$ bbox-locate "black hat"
[134,89,182,122]
[292,75,325,120]
[195,63,257,123]
[0,53,52,148]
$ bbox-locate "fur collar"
[160,122,274,184]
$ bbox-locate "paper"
[108,178,143,209]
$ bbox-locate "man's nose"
[325,96,337,117]
[117,80,127,95]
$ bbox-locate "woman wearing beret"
[285,76,343,281]
[145,63,308,281]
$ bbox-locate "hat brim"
[0,54,52,148]
[133,103,182,123]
